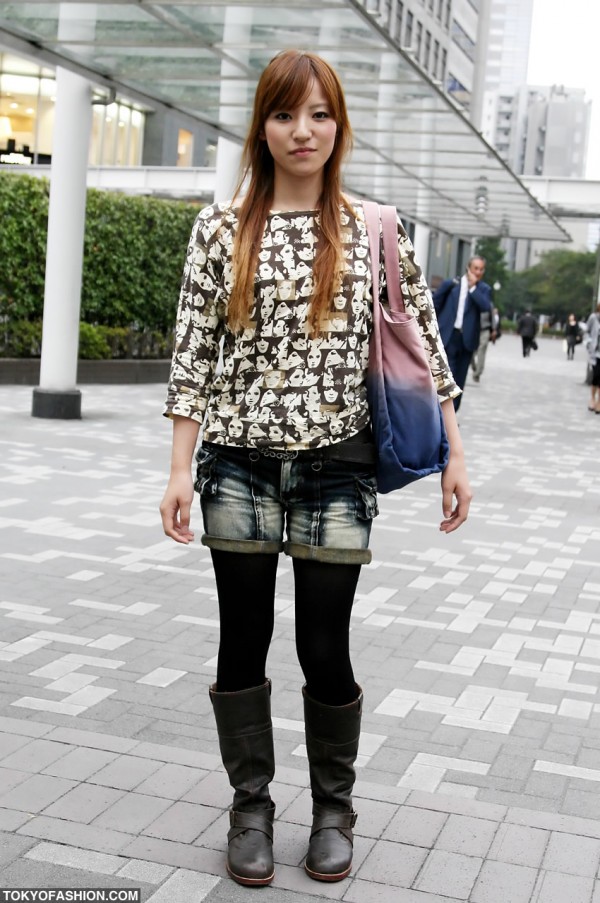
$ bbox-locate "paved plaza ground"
[0,333,598,902]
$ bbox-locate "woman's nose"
[293,117,311,139]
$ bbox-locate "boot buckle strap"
[228,809,274,842]
[311,809,357,836]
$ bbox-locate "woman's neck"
[271,173,323,212]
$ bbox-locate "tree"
[508,248,596,323]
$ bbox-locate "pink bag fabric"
[363,201,449,493]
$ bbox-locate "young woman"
[160,49,471,888]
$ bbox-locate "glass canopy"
[0,1,569,241]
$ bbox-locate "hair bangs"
[260,53,316,118]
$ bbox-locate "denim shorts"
[194,443,379,564]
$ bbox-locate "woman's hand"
[160,471,195,543]
[160,415,201,544]
[439,397,472,533]
[440,455,472,533]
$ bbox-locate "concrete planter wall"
[0,359,170,385]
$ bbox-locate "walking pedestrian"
[517,310,538,357]
[432,257,493,410]
[159,49,472,888]
[564,313,581,361]
[471,304,499,382]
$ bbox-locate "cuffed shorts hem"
[283,540,372,565]
[201,535,283,555]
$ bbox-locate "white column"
[413,223,431,273]
[214,136,243,204]
[32,67,93,418]
[213,9,252,203]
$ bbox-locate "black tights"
[211,549,360,706]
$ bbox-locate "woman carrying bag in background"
[160,49,472,888]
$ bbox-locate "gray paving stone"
[0,716,53,738]
[93,792,174,833]
[116,858,175,884]
[44,727,139,753]
[543,831,600,879]
[143,800,221,844]
[488,822,549,869]
[562,789,600,821]
[531,871,595,903]
[356,839,427,887]
[0,738,75,773]
[134,762,206,800]
[382,805,447,847]
[507,808,600,840]
[87,754,164,790]
[0,774,76,813]
[470,860,539,903]
[42,746,120,780]
[0,733,33,760]
[407,790,507,822]
[415,849,483,898]
[0,831,37,866]
[435,814,499,858]
[42,783,127,823]
[344,881,463,903]
[24,840,125,874]
[0,807,32,832]
[352,798,397,839]
[0,767,32,796]
[122,834,225,872]
[16,815,134,854]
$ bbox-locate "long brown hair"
[228,50,353,335]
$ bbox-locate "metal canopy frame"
[0,0,570,241]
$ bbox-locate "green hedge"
[0,171,201,356]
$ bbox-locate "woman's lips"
[290,148,315,156]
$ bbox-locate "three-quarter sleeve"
[163,207,227,422]
[394,219,461,403]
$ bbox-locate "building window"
[436,0,444,19]
[423,31,431,71]
[445,0,452,30]
[451,20,476,62]
[440,48,447,84]
[447,74,471,110]
[404,11,414,47]
[0,52,144,166]
[432,40,440,79]
[415,22,423,63]
[394,1,404,41]
[90,100,144,167]
[177,129,193,167]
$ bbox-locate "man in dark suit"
[432,256,493,412]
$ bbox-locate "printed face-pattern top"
[163,201,459,449]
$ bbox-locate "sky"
[526,0,600,180]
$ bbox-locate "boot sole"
[227,863,274,887]
[305,862,352,882]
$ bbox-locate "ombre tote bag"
[363,201,449,493]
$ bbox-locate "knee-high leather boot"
[303,685,362,882]
[209,681,276,886]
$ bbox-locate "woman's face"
[262,79,337,188]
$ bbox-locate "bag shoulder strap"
[362,201,405,314]
[362,200,380,306]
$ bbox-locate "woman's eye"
[274,112,291,121]
[314,111,330,120]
